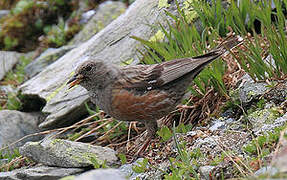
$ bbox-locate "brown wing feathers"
[121,36,240,90]
[156,36,241,86]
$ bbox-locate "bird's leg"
[136,120,158,156]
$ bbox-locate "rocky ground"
[0,0,287,180]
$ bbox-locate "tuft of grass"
[0,0,79,51]
[157,126,173,142]
[164,122,199,179]
[0,148,32,172]
[1,56,32,110]
[42,17,81,48]
[3,55,31,85]
[90,157,108,169]
[133,2,229,97]
[118,153,127,165]
[193,0,287,81]
[132,158,149,173]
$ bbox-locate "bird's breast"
[110,88,175,121]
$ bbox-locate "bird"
[67,36,241,155]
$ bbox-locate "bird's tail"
[215,35,243,54]
[193,36,243,60]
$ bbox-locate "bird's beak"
[67,74,83,89]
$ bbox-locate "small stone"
[238,82,268,104]
[254,166,279,176]
[0,85,17,95]
[209,120,226,132]
[0,10,10,19]
[199,166,216,180]
[186,131,197,136]
[74,169,126,180]
[80,10,96,24]
[119,158,148,179]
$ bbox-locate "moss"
[0,0,20,10]
[49,139,64,146]
[71,151,100,165]
[0,0,78,52]
[120,58,134,66]
[149,30,165,42]
[229,89,240,101]
[60,176,75,180]
[248,107,280,124]
[182,0,199,23]
[247,90,256,100]
[46,76,71,102]
[158,0,170,8]
[25,141,40,147]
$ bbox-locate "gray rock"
[20,138,117,168]
[119,158,149,179]
[25,45,76,78]
[186,131,197,137]
[264,81,287,104]
[0,110,44,149]
[74,169,126,180]
[254,166,279,176]
[20,0,184,129]
[69,0,93,25]
[209,118,236,132]
[192,131,250,160]
[248,107,286,135]
[0,165,84,180]
[238,82,269,104]
[80,10,96,24]
[70,1,127,45]
[199,166,216,180]
[0,85,16,95]
[0,51,24,80]
[119,158,165,180]
[0,10,9,20]
[209,120,226,132]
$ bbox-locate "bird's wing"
[119,36,240,91]
[158,51,222,86]
[118,64,163,90]
[118,51,221,91]
[158,36,241,85]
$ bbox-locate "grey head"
[67,60,118,90]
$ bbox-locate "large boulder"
[70,1,127,45]
[24,45,76,78]
[23,1,127,79]
[20,138,117,168]
[19,0,181,129]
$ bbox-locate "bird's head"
[67,60,111,90]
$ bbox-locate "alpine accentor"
[68,37,241,154]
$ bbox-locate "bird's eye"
[86,66,92,71]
